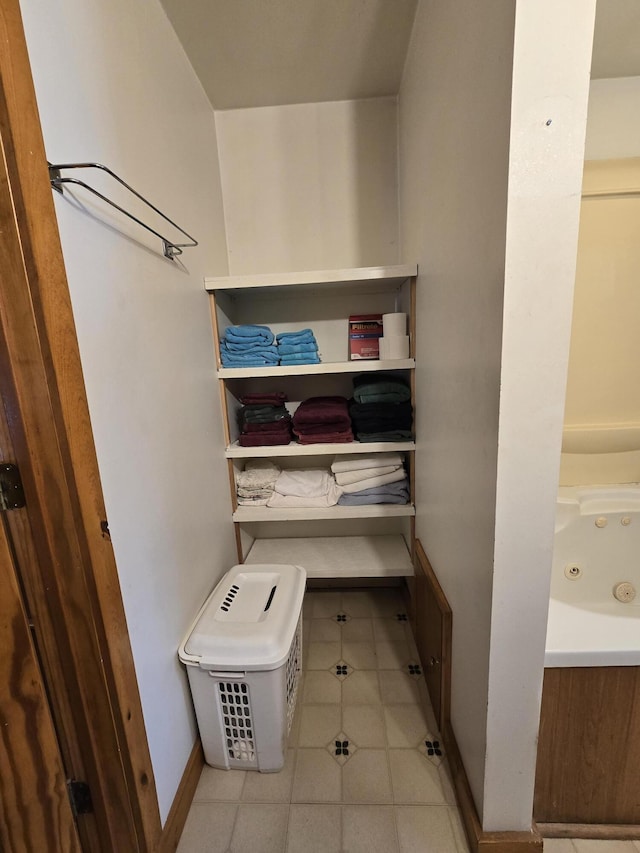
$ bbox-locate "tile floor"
[177,587,640,853]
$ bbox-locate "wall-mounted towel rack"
[48,162,198,260]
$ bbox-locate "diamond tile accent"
[333,661,352,680]
[419,737,444,766]
[327,731,357,765]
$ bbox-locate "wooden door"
[0,1,162,850]
[0,515,82,853]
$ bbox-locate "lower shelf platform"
[243,535,414,578]
[233,504,415,522]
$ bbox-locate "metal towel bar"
[48,161,198,260]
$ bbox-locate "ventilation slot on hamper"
[286,616,302,733]
[220,583,240,613]
[219,681,255,763]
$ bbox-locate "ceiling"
[159,0,418,110]
[159,0,639,112]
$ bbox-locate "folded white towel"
[267,480,341,508]
[237,496,270,506]
[331,452,403,474]
[334,465,400,486]
[274,468,333,497]
[236,460,280,489]
[339,469,407,494]
[237,486,274,499]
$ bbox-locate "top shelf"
[205,264,417,293]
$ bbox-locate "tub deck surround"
[534,665,640,829]
[546,484,640,667]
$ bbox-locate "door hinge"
[67,779,93,816]
[0,463,25,510]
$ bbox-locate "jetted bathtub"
[535,485,640,832]
[545,484,640,667]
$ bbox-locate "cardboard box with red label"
[348,314,383,360]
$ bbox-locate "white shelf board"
[226,440,416,458]
[218,358,414,379]
[244,535,413,578]
[205,264,417,293]
[233,505,415,522]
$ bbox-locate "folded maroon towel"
[239,433,292,447]
[293,422,351,436]
[296,428,354,445]
[240,392,288,406]
[293,396,350,427]
[242,420,292,434]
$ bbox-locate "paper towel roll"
[382,313,407,336]
[380,335,409,359]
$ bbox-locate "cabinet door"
[413,540,452,730]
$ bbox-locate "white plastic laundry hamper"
[179,563,305,772]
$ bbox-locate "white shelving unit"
[206,264,418,578]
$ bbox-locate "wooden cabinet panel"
[413,540,452,730]
[534,666,640,825]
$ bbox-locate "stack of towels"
[332,453,409,505]
[236,460,280,506]
[349,374,413,442]
[292,396,354,444]
[220,325,279,368]
[237,392,292,447]
[267,468,340,508]
[276,329,320,366]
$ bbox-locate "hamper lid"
[178,564,306,671]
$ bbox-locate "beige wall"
[561,73,640,485]
[215,97,399,273]
[20,0,237,823]
[560,157,640,484]
[565,159,640,431]
[399,0,515,820]
[399,0,595,831]
[585,76,640,160]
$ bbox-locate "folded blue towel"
[221,358,279,368]
[225,325,274,346]
[221,358,280,368]
[221,349,280,365]
[280,353,321,365]
[342,480,409,498]
[276,329,316,344]
[278,342,318,355]
[224,341,280,355]
[280,336,316,346]
[227,324,273,338]
[337,492,409,506]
